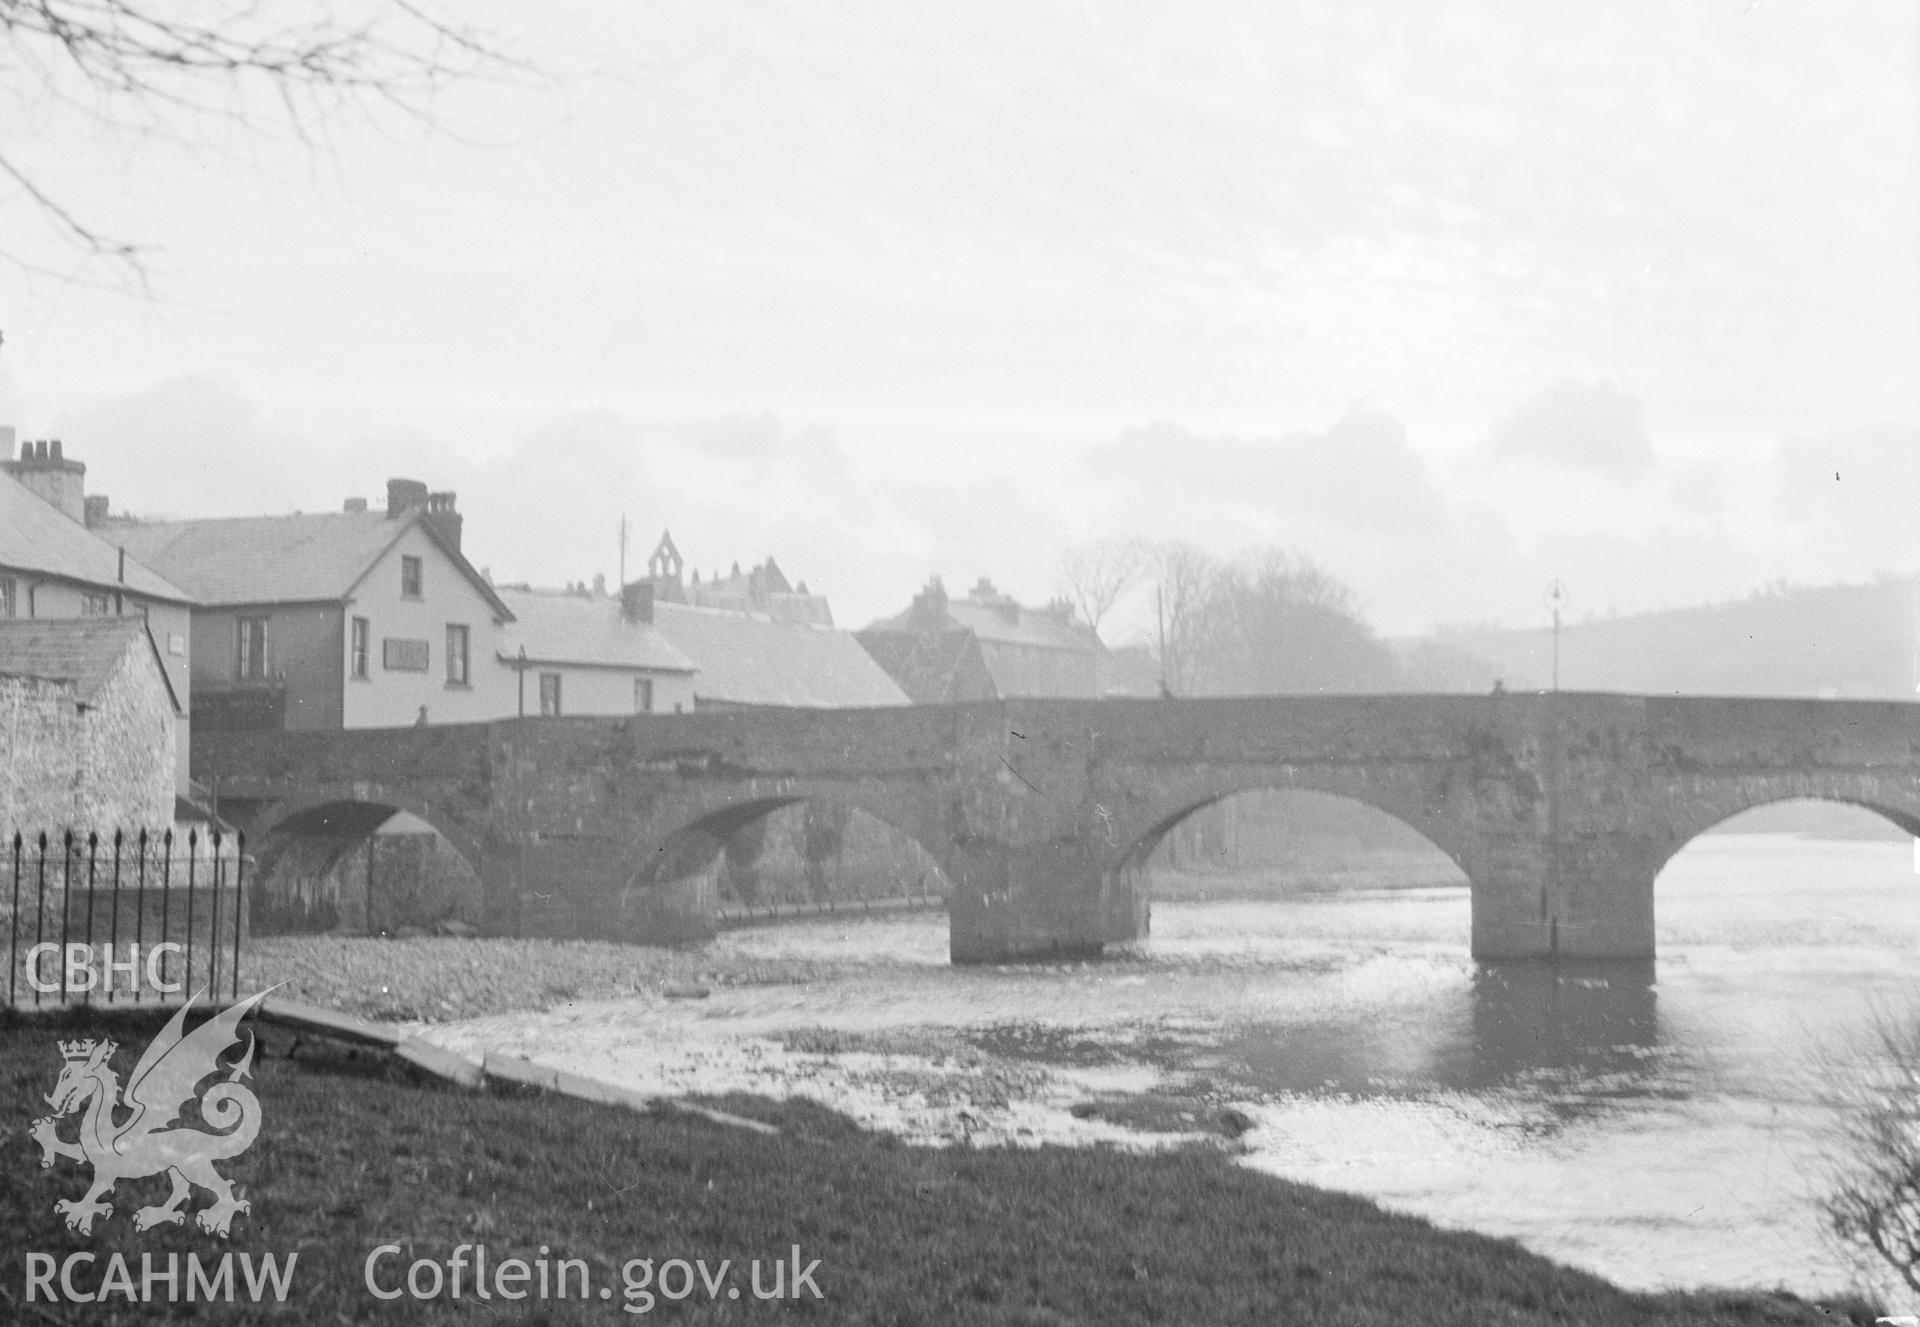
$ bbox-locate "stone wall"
[1,637,173,836]
[75,636,176,831]
[1,673,83,835]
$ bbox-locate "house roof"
[863,591,1096,655]
[495,588,695,673]
[106,510,513,619]
[854,627,997,704]
[653,601,909,708]
[0,472,192,604]
[0,616,182,713]
[943,599,1095,653]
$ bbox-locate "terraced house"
[108,480,514,731]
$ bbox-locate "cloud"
[1772,423,1920,574]
[1084,408,1450,534]
[1485,380,1653,481]
[1669,462,1727,515]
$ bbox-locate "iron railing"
[3,829,249,1008]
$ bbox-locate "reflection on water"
[1214,961,1681,1126]
[708,832,1920,1299]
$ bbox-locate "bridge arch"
[622,787,956,939]
[1651,783,1920,880]
[249,795,491,935]
[1104,768,1472,882]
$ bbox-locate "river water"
[438,830,1920,1303]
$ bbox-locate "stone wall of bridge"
[195,692,1920,963]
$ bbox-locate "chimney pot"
[49,439,62,462]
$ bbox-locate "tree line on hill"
[1063,541,1920,700]
[1061,537,1498,697]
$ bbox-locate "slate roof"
[495,589,695,673]
[854,627,998,704]
[0,472,191,603]
[863,593,1096,654]
[0,617,181,712]
[653,601,909,708]
[106,511,512,618]
[942,599,1095,652]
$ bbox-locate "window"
[81,592,111,616]
[350,617,370,679]
[446,624,470,686]
[634,677,653,714]
[539,672,562,717]
[236,616,270,680]
[0,577,13,618]
[400,555,423,598]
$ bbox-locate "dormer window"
[401,555,423,598]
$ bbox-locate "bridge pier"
[1468,837,1658,961]
[947,842,1147,964]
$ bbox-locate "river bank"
[239,835,1920,1305]
[0,1003,1873,1326]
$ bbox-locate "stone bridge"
[193,693,1920,963]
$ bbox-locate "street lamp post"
[1545,579,1569,692]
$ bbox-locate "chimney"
[621,579,655,625]
[385,477,429,518]
[84,494,110,526]
[908,576,950,629]
[2,437,88,523]
[343,497,368,513]
[423,490,462,552]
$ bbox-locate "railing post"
[160,830,173,995]
[209,833,224,1001]
[108,831,123,1005]
[82,832,99,1004]
[185,831,198,1000]
[59,830,74,1004]
[33,832,48,1007]
[135,829,149,1002]
[232,833,248,1000]
[7,832,19,1008]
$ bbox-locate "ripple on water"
[431,842,1920,1302]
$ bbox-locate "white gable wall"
[340,525,513,729]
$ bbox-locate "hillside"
[1398,577,1920,699]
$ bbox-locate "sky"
[1,1,1915,642]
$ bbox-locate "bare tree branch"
[1057,537,1145,643]
[0,0,542,285]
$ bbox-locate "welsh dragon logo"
[30,987,272,1237]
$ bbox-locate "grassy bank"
[0,1005,1880,1325]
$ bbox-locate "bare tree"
[1193,547,1399,696]
[1824,1013,1920,1295]
[0,0,536,284]
[1141,539,1221,697]
[1057,537,1145,642]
